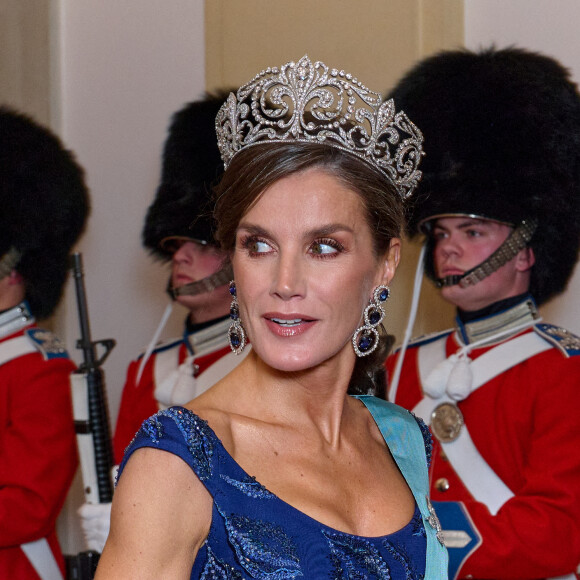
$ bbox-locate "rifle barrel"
[70,252,114,503]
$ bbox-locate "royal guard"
[79,92,249,553]
[386,47,580,578]
[0,108,89,579]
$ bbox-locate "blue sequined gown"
[119,406,428,579]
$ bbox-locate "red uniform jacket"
[387,318,580,579]
[0,323,78,579]
[114,318,244,464]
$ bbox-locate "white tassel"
[423,354,457,398]
[154,354,197,407]
[421,314,542,404]
[170,355,198,405]
[446,354,473,401]
[423,351,473,401]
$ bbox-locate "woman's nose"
[271,252,305,300]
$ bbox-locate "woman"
[96,56,447,579]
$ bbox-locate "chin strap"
[434,219,537,288]
[168,263,233,298]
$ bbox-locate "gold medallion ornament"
[431,402,464,443]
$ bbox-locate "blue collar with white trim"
[456,295,539,346]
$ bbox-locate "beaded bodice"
[119,405,427,579]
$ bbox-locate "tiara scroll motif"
[215,55,424,199]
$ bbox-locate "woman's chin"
[251,345,318,374]
[254,342,352,375]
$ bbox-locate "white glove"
[78,502,112,553]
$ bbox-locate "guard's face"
[171,241,223,287]
[432,216,532,311]
[171,241,230,322]
[231,167,398,373]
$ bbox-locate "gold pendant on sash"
[431,402,464,443]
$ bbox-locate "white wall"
[465,0,580,333]
[57,0,205,428]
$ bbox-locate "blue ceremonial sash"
[355,395,449,580]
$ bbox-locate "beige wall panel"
[206,0,463,344]
[206,0,419,92]
[0,0,51,124]
[419,0,465,57]
[207,0,463,94]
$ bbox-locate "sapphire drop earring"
[228,281,247,354]
[352,285,390,357]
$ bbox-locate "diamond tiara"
[215,55,424,199]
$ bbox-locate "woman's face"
[232,167,399,373]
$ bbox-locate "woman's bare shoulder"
[95,446,212,579]
[186,394,237,452]
[185,368,255,449]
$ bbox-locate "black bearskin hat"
[142,90,234,261]
[387,47,580,306]
[0,107,89,319]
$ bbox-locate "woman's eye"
[310,240,341,256]
[466,229,482,238]
[249,239,271,253]
[242,238,272,254]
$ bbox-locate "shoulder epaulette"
[396,328,453,352]
[25,328,70,360]
[534,323,580,357]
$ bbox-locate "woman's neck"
[234,349,357,445]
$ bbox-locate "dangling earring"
[228,281,247,354]
[352,285,390,357]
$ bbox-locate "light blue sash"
[355,395,449,579]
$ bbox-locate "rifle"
[66,253,116,580]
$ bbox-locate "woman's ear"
[376,238,401,287]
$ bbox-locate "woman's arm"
[95,446,212,580]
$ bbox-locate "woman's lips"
[263,314,317,337]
